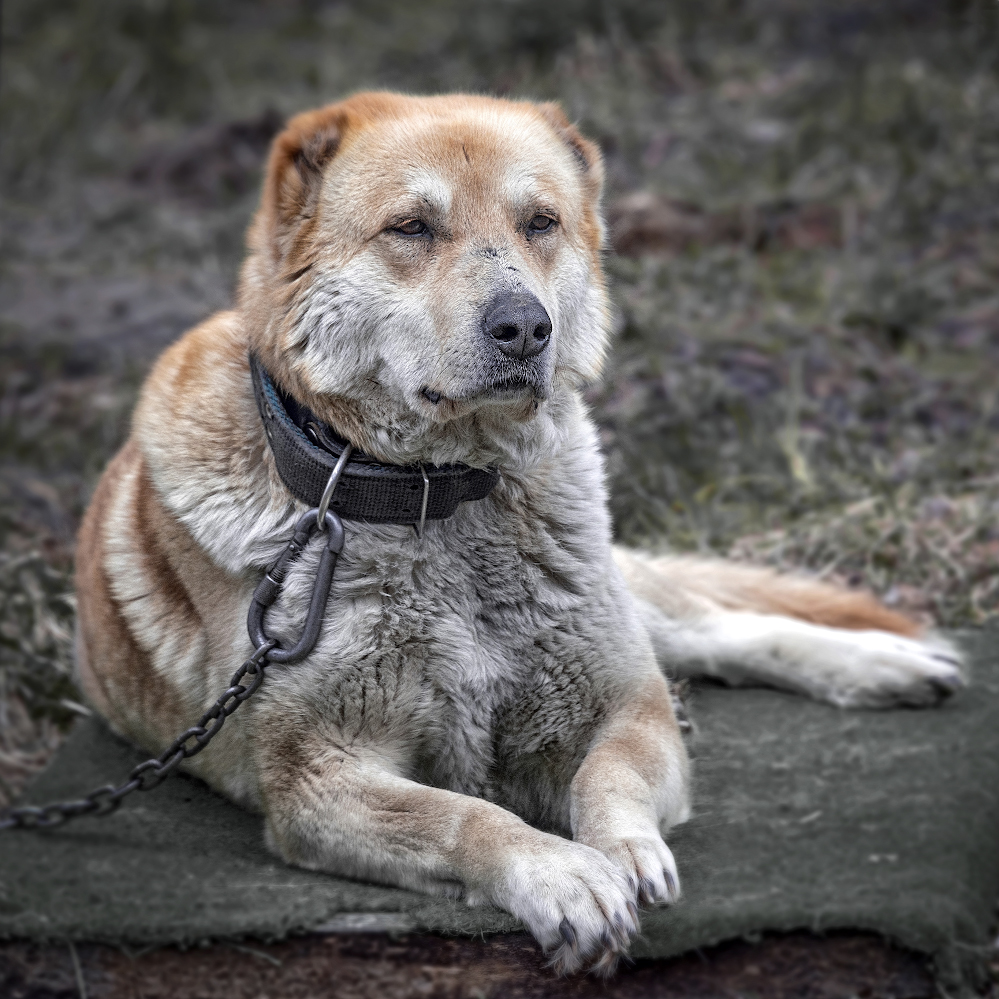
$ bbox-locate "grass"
[0,552,79,803]
[2,0,999,804]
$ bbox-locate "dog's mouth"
[421,378,546,407]
[476,378,540,399]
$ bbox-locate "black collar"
[250,354,499,525]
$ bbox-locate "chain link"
[0,641,276,831]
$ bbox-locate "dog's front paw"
[818,632,965,708]
[476,836,640,976]
[600,834,680,907]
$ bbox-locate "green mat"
[3,629,998,994]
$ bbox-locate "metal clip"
[415,464,429,539]
[247,508,345,663]
[247,438,352,662]
[316,442,353,530]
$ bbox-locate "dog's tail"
[612,547,921,637]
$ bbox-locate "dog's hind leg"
[613,548,964,708]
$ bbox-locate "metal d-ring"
[415,464,429,539]
[316,443,353,529]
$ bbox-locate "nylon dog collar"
[250,354,499,525]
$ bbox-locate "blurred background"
[2,0,999,804]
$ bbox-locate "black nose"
[483,291,552,360]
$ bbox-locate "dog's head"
[240,92,609,463]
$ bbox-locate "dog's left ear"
[535,103,604,199]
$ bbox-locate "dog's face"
[242,93,609,448]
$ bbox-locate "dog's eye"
[394,219,428,236]
[528,214,556,232]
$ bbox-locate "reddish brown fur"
[718,576,921,636]
[74,442,191,743]
[680,561,921,636]
[617,552,922,637]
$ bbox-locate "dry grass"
[0,554,79,806]
[728,488,999,627]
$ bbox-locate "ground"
[1,0,998,991]
[0,931,940,999]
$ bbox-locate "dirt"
[0,931,938,999]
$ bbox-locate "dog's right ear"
[256,104,347,265]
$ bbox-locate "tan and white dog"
[74,93,963,974]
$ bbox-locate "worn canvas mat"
[3,628,999,994]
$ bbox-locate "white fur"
[635,601,965,708]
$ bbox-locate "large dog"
[74,93,963,973]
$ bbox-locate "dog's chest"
[311,518,590,795]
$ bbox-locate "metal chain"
[1,478,348,833]
[0,640,277,830]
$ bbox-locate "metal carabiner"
[247,507,345,664]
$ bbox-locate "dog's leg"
[633,596,964,708]
[261,741,639,974]
[641,605,963,707]
[614,548,964,707]
[568,672,689,971]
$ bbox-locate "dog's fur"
[74,93,964,973]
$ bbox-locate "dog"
[73,92,964,973]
